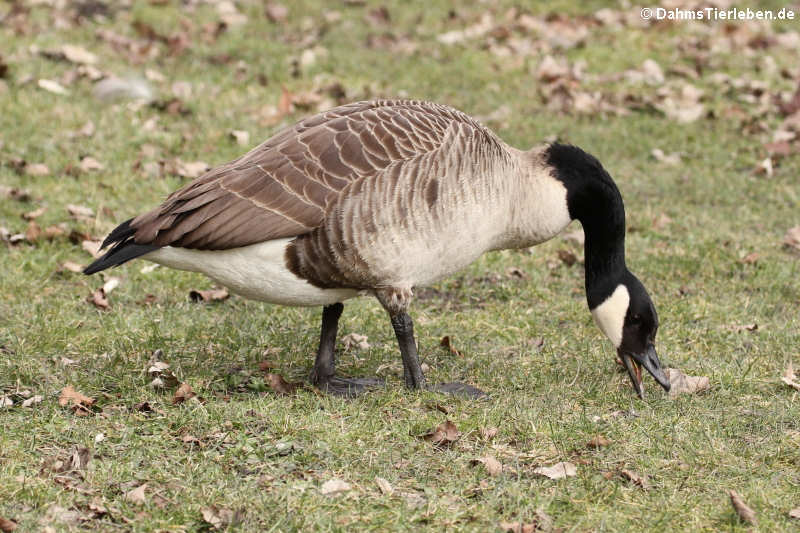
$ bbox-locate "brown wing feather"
[130,100,500,250]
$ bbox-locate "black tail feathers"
[83,218,159,275]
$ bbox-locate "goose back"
[129,100,507,250]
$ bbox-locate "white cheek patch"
[591,284,630,348]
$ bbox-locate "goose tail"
[83,218,159,275]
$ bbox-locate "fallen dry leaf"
[265,3,289,23]
[789,507,800,519]
[499,510,553,532]
[230,129,250,146]
[781,362,800,391]
[176,160,209,179]
[79,156,104,172]
[22,206,46,220]
[82,240,103,258]
[533,461,576,480]
[21,395,43,407]
[621,469,649,489]
[557,249,577,266]
[38,79,69,95]
[125,484,147,505]
[419,420,460,447]
[58,385,95,415]
[265,373,300,395]
[440,335,463,357]
[173,382,196,404]
[754,156,773,177]
[375,477,393,495]
[67,204,94,219]
[651,148,681,166]
[189,288,229,303]
[586,435,611,448]
[0,186,31,201]
[724,323,759,332]
[664,368,710,397]
[784,226,800,251]
[320,478,351,496]
[472,455,503,476]
[728,490,757,525]
[652,213,673,230]
[201,506,241,530]
[87,288,110,310]
[740,251,760,264]
[60,44,98,65]
[480,427,498,440]
[25,163,50,176]
[341,332,370,350]
[506,266,529,279]
[0,516,17,532]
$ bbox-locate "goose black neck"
[545,143,627,309]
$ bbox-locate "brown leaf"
[784,225,800,251]
[82,240,103,258]
[781,362,800,391]
[723,323,759,332]
[60,261,84,273]
[125,483,147,505]
[229,129,250,146]
[472,455,503,476]
[176,160,209,179]
[0,186,31,202]
[652,213,672,230]
[173,382,196,404]
[320,478,351,496]
[754,157,773,178]
[341,332,370,350]
[789,507,800,519]
[586,435,611,448]
[266,373,300,395]
[499,510,553,532]
[728,490,757,525]
[25,163,51,176]
[38,79,69,95]
[620,469,649,489]
[189,288,229,303]
[79,156,104,172]
[0,516,17,532]
[557,249,577,266]
[201,506,241,529]
[664,368,710,397]
[440,335,463,357]
[22,206,46,220]
[67,204,94,219]
[265,3,288,23]
[419,420,460,447]
[740,252,760,264]
[651,148,681,165]
[374,477,393,495]
[87,288,110,310]
[25,221,41,243]
[58,386,95,416]
[506,266,529,279]
[533,461,577,479]
[480,427,498,440]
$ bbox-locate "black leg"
[309,303,382,397]
[390,312,426,389]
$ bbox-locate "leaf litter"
[664,368,710,397]
[728,490,757,525]
[418,420,460,447]
[533,461,576,480]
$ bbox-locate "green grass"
[2,0,800,531]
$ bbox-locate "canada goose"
[85,100,670,398]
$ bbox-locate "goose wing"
[126,100,496,250]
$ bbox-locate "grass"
[2,0,800,531]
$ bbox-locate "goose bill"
[618,344,670,399]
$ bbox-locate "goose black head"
[590,272,670,398]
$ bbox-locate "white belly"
[143,238,359,306]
